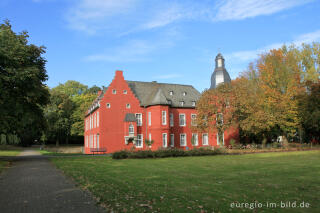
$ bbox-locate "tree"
[0,20,49,145]
[52,80,88,97]
[44,90,74,146]
[195,83,237,146]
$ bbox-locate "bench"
[90,148,107,155]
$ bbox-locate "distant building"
[84,54,238,154]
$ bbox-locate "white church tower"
[210,53,231,89]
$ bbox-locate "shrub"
[112,150,130,159]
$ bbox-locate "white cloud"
[214,0,312,21]
[227,29,320,62]
[153,74,182,79]
[85,39,173,62]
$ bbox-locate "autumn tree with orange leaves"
[195,83,237,146]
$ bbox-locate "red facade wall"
[84,71,239,154]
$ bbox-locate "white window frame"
[97,112,99,127]
[106,103,111,108]
[85,135,88,147]
[94,113,96,128]
[180,133,186,147]
[202,133,209,146]
[94,134,96,148]
[126,103,131,109]
[162,133,167,148]
[182,92,187,96]
[136,134,143,148]
[149,133,152,141]
[123,90,127,94]
[191,114,197,126]
[169,91,173,95]
[148,112,151,126]
[179,114,186,126]
[162,111,167,125]
[180,101,184,106]
[192,133,198,146]
[192,101,196,107]
[170,134,174,147]
[129,124,134,134]
[135,113,142,126]
[217,131,225,146]
[112,89,116,94]
[96,134,99,148]
[170,113,174,127]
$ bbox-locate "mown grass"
[51,150,320,213]
[39,150,83,156]
[0,150,21,156]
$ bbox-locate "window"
[149,133,152,141]
[192,133,198,146]
[180,101,184,106]
[170,134,174,147]
[162,133,167,147]
[94,113,96,128]
[135,113,142,126]
[85,135,88,147]
[192,101,196,107]
[96,134,99,148]
[202,133,208,145]
[217,131,224,146]
[168,100,172,104]
[162,111,167,125]
[136,134,143,148]
[179,114,186,126]
[97,112,99,127]
[123,90,127,94]
[129,124,134,134]
[106,103,111,108]
[169,91,173,95]
[182,92,187,96]
[191,114,197,126]
[94,134,96,148]
[180,134,186,146]
[217,113,224,125]
[126,103,131,109]
[112,89,116,94]
[90,116,92,129]
[170,113,174,127]
[148,112,151,126]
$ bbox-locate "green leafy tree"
[0,20,49,145]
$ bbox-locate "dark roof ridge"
[126,80,195,88]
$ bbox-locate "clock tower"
[210,53,231,89]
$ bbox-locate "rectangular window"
[148,112,151,126]
[170,134,174,147]
[97,112,99,127]
[90,135,92,148]
[149,133,152,141]
[162,111,167,125]
[94,113,96,128]
[90,116,92,129]
[191,114,197,126]
[126,103,130,109]
[94,134,96,148]
[192,133,198,146]
[97,134,99,148]
[170,113,174,127]
[135,113,142,126]
[179,114,186,126]
[112,89,116,94]
[85,135,88,147]
[106,103,111,108]
[162,133,167,147]
[202,133,208,145]
[180,134,186,146]
[136,134,143,148]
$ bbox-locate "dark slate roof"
[86,87,108,115]
[126,81,200,108]
[210,68,231,89]
[124,113,137,122]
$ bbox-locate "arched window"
[129,124,134,134]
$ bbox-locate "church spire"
[210,53,231,89]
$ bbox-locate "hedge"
[112,147,227,159]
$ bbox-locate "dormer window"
[123,90,127,94]
[112,89,116,94]
[180,101,184,106]
[169,91,174,96]
[192,101,196,107]
[126,103,131,109]
[182,92,187,96]
[168,100,172,104]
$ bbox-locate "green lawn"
[51,151,320,213]
[40,150,83,156]
[0,150,21,156]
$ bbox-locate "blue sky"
[1,0,320,91]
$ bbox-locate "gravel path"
[0,149,104,213]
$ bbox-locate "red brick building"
[84,54,238,154]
